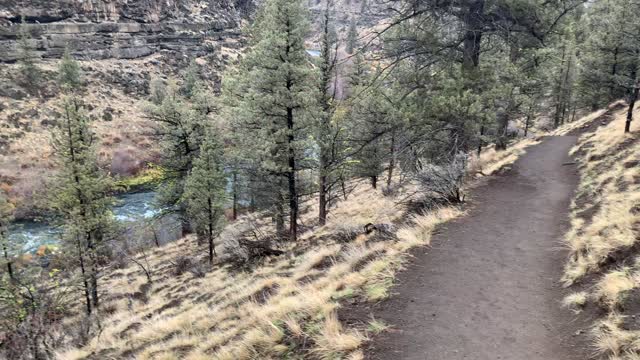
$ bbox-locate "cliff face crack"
[6,14,73,24]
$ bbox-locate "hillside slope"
[560,103,640,359]
[53,184,460,360]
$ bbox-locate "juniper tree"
[149,77,168,105]
[0,191,15,281]
[182,130,227,264]
[49,53,114,314]
[17,16,40,93]
[223,0,317,241]
[183,60,201,99]
[57,48,81,90]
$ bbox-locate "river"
[8,191,182,253]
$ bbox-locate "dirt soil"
[364,136,592,360]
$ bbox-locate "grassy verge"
[560,104,640,359]
[114,165,165,193]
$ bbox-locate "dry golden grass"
[562,291,588,313]
[560,103,640,359]
[594,269,637,309]
[53,183,461,360]
[551,101,627,136]
[468,139,540,177]
[562,104,640,286]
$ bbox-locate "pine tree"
[578,0,629,108]
[0,191,15,281]
[17,16,40,93]
[146,82,203,222]
[58,48,82,91]
[183,60,201,99]
[223,0,317,241]
[49,54,114,315]
[315,2,352,224]
[346,18,358,54]
[182,130,227,264]
[578,0,640,132]
[349,77,396,189]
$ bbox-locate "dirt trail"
[366,136,591,360]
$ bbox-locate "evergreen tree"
[182,129,227,264]
[17,16,40,93]
[346,18,358,54]
[183,60,201,99]
[578,0,629,109]
[223,0,317,241]
[49,54,114,315]
[578,0,640,132]
[149,77,168,105]
[58,48,82,91]
[316,1,350,224]
[146,82,204,223]
[349,75,397,189]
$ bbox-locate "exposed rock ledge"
[0,22,241,62]
[0,0,252,62]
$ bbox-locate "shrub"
[415,153,467,203]
[173,256,193,276]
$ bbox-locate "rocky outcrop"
[0,0,250,62]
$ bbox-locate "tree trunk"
[462,0,485,72]
[626,84,638,133]
[153,228,160,248]
[275,200,285,237]
[2,241,13,280]
[87,232,99,309]
[554,43,567,128]
[386,131,395,188]
[610,46,619,100]
[287,107,298,242]
[476,125,485,156]
[90,270,99,309]
[208,197,215,264]
[371,176,378,189]
[232,171,238,221]
[318,6,332,226]
[77,237,92,315]
[560,50,573,125]
[319,174,327,225]
[626,55,639,133]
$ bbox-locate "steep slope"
[50,184,460,360]
[559,103,640,359]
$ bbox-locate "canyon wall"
[0,0,253,62]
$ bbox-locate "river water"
[8,191,181,253]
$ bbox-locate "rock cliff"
[0,0,252,62]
